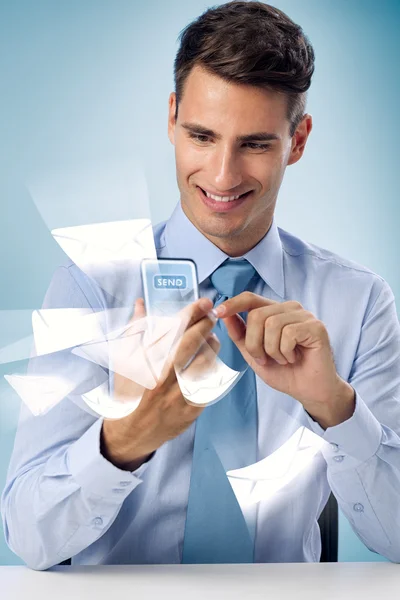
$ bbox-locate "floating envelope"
[82,382,143,420]
[74,329,155,389]
[226,426,326,507]
[32,308,110,357]
[176,356,244,407]
[0,308,109,364]
[4,373,77,416]
[72,313,185,390]
[51,219,156,301]
[0,307,136,364]
[51,219,155,264]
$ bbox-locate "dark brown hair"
[174,1,315,136]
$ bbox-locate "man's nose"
[210,146,243,191]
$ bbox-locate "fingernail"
[207,309,218,322]
[214,305,226,317]
[255,357,267,366]
[199,298,212,310]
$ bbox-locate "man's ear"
[167,92,177,145]
[287,114,312,166]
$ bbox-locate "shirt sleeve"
[0,265,153,571]
[304,278,400,562]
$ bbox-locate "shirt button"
[93,517,103,527]
[330,443,339,452]
[119,481,131,487]
[112,488,125,495]
[333,455,345,463]
[353,503,364,513]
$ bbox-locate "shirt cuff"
[303,390,382,465]
[68,417,152,500]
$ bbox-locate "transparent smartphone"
[141,258,199,319]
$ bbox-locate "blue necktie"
[182,259,259,564]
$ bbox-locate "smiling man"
[2,1,400,569]
[170,65,310,257]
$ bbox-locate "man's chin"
[182,202,246,239]
[197,222,244,241]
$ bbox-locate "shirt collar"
[164,202,285,298]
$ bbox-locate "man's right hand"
[101,297,219,471]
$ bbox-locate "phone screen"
[141,258,199,318]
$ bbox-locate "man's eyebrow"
[181,122,280,142]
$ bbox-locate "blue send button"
[154,275,187,289]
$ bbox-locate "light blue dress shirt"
[2,202,400,570]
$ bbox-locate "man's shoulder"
[278,226,384,285]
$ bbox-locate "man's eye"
[190,133,210,143]
[244,142,271,151]
[188,134,270,151]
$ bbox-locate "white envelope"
[72,314,184,390]
[32,308,109,357]
[81,381,142,420]
[226,427,326,507]
[176,357,244,407]
[0,308,110,364]
[4,373,77,416]
[51,219,156,302]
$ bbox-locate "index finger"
[214,292,276,317]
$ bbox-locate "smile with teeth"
[202,188,248,202]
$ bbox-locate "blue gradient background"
[0,0,399,565]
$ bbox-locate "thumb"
[223,314,254,366]
[223,314,261,371]
[222,314,246,345]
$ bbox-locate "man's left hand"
[214,292,355,429]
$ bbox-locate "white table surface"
[1,563,399,600]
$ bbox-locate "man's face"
[168,65,311,256]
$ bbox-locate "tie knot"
[210,259,257,299]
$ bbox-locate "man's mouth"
[197,186,252,203]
